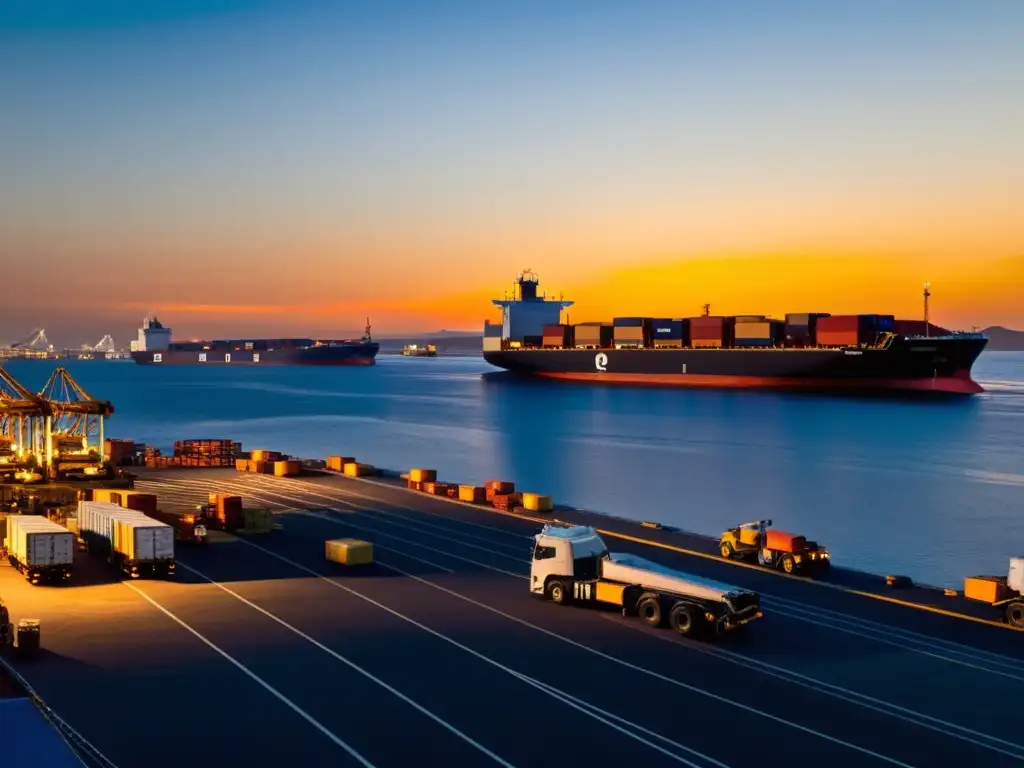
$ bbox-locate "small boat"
[401,344,437,357]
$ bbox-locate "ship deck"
[1,467,1021,768]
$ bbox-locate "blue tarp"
[0,698,84,767]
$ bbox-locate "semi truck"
[78,501,176,579]
[531,525,763,639]
[4,514,75,585]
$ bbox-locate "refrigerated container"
[78,501,175,578]
[4,514,74,585]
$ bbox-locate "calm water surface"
[6,352,1023,588]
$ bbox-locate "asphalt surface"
[0,467,1021,768]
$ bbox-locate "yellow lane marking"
[333,473,1023,633]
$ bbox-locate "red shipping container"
[817,315,860,332]
[122,493,158,516]
[689,316,728,341]
[816,330,860,347]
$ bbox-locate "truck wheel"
[637,596,662,627]
[547,580,568,605]
[1007,601,1024,629]
[782,555,796,574]
[719,541,733,559]
[669,603,697,637]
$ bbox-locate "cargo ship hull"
[483,336,988,395]
[132,343,379,366]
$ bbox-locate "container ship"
[129,316,379,366]
[481,271,988,395]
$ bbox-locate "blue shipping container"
[876,315,895,330]
[651,319,685,339]
[734,337,774,347]
[613,317,646,327]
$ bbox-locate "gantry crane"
[38,368,115,479]
[0,366,52,477]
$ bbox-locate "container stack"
[458,484,486,503]
[484,480,515,503]
[208,493,244,530]
[492,492,521,511]
[343,462,374,477]
[733,318,784,347]
[542,324,572,349]
[816,315,895,347]
[689,316,732,348]
[406,468,436,491]
[573,322,613,349]
[145,439,238,469]
[273,460,302,477]
[650,319,687,349]
[612,317,651,349]
[326,456,356,472]
[784,313,830,347]
[104,439,138,466]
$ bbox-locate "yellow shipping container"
[410,468,437,483]
[325,538,374,566]
[343,462,373,477]
[274,460,300,477]
[734,321,773,339]
[326,455,355,471]
[692,338,723,348]
[458,485,485,503]
[521,493,554,512]
[235,459,248,471]
[92,488,120,504]
[964,576,1010,603]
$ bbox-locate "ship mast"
[702,303,711,317]
[923,282,931,338]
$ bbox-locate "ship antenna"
[363,317,372,343]
[703,303,711,317]
[923,281,931,338]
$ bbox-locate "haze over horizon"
[2,0,1022,346]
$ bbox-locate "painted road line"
[234,536,915,768]
[121,582,377,768]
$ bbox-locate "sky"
[1,0,1022,346]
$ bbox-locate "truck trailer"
[4,514,74,585]
[531,525,762,639]
[78,501,176,579]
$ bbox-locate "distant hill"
[980,326,1024,351]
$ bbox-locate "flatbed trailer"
[531,525,762,639]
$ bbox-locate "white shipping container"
[114,518,175,562]
[78,501,171,561]
[1009,557,1024,595]
[5,515,74,569]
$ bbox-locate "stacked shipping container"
[816,314,895,347]
[650,319,687,348]
[733,318,784,347]
[573,322,614,349]
[145,439,239,469]
[613,317,651,348]
[542,324,572,348]
[784,313,830,347]
[688,316,733,348]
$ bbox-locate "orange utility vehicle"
[719,519,830,575]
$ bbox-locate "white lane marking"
[122,582,377,767]
[162,563,517,768]
[233,537,913,768]
[204,474,530,556]
[177,551,729,768]
[173,476,1024,681]
[602,615,1024,760]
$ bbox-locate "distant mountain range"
[378,326,1024,356]
[980,326,1024,351]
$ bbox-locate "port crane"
[0,367,52,476]
[38,368,114,477]
[7,328,53,351]
[81,335,117,353]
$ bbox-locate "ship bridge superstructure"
[487,270,573,346]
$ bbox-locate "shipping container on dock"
[650,319,687,348]
[817,314,895,347]
[688,316,733,348]
[147,508,208,544]
[784,313,831,347]
[117,490,158,516]
[542,324,572,348]
[77,501,175,578]
[4,514,74,584]
[733,319,784,347]
[573,322,614,349]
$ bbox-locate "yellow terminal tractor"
[719,519,830,575]
[530,525,763,640]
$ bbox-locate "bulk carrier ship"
[482,271,988,395]
[130,316,379,366]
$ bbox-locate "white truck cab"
[531,525,762,639]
